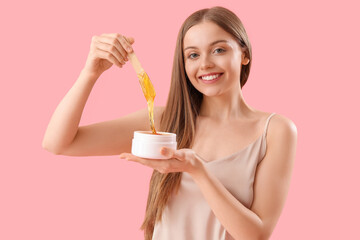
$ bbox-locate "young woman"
[43,6,297,240]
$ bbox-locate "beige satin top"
[152,113,276,240]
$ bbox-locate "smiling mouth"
[199,73,223,81]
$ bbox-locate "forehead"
[183,21,237,49]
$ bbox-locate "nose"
[200,54,214,70]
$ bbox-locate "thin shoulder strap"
[259,113,276,163]
[263,113,276,136]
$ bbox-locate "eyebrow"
[183,40,230,51]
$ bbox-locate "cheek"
[227,56,242,75]
[185,61,197,78]
[214,54,238,70]
[184,63,198,87]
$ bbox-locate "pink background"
[1,0,359,239]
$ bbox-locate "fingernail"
[127,47,132,52]
[161,147,168,155]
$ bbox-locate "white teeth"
[201,74,220,81]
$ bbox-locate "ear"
[242,57,250,65]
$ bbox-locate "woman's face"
[183,21,249,97]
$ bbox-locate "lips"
[198,72,223,83]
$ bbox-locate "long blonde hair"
[141,6,252,239]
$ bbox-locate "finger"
[119,35,134,53]
[120,153,154,163]
[95,36,127,64]
[95,45,123,67]
[124,36,135,45]
[123,153,166,170]
[101,33,133,54]
[160,148,185,161]
[119,153,136,160]
[160,147,173,158]
[120,153,181,173]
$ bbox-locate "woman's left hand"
[119,148,205,176]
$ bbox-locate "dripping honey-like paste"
[137,71,159,134]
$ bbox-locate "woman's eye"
[188,53,199,59]
[214,48,225,54]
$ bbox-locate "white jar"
[131,131,177,159]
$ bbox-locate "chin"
[198,88,223,97]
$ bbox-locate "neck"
[199,88,254,121]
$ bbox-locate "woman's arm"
[42,69,97,154]
[190,114,297,240]
[42,33,156,156]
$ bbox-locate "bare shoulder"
[265,113,298,161]
[268,113,298,141]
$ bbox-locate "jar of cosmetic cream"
[131,131,177,159]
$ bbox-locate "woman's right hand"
[83,33,135,77]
